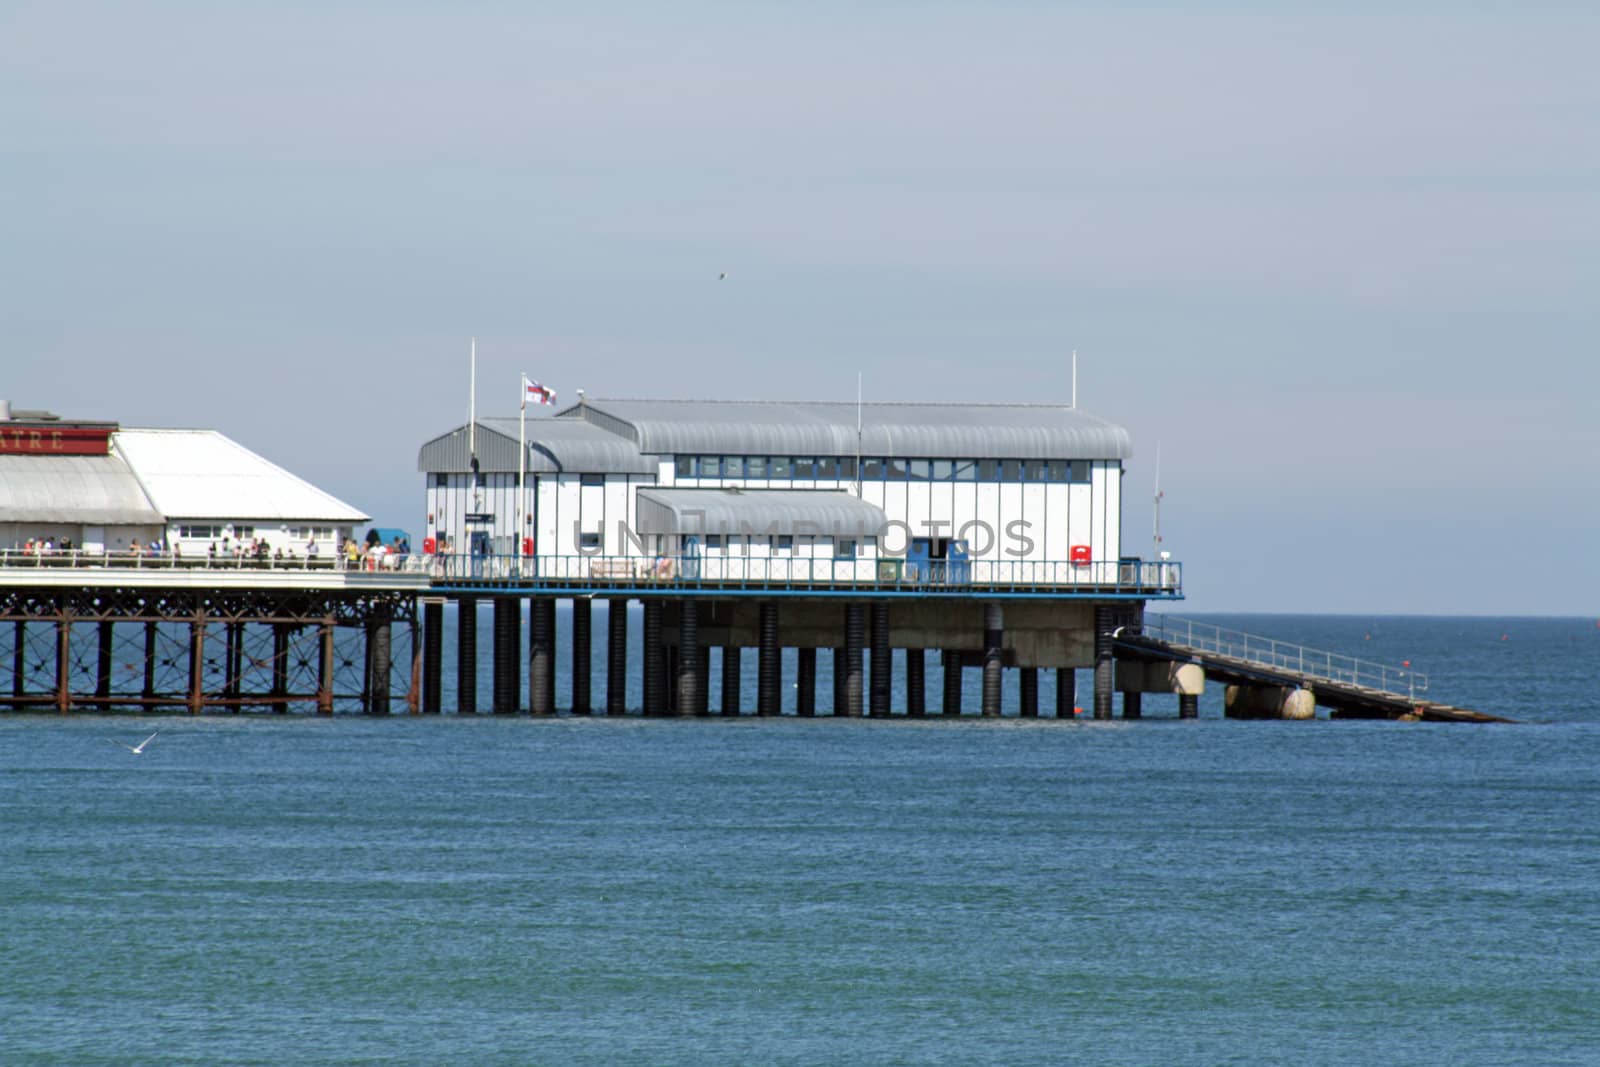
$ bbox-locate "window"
[179,524,221,539]
[700,456,721,478]
[580,473,605,487]
[838,457,857,480]
[433,473,449,487]
[932,459,954,481]
[953,459,976,481]
[747,456,766,478]
[578,531,602,550]
[977,459,999,481]
[792,457,815,478]
[774,535,794,551]
[862,457,885,480]
[1070,460,1092,483]
[885,459,907,481]
[724,456,744,478]
[908,459,931,481]
[675,456,694,478]
[815,456,838,479]
[1024,459,1050,482]
[1047,459,1070,482]
[232,525,254,539]
[835,538,857,559]
[1000,459,1022,481]
[770,456,792,478]
[706,534,724,549]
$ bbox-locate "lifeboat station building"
[416,398,1184,721]
[418,398,1148,587]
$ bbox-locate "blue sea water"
[2,614,1598,1064]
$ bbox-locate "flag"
[522,376,556,409]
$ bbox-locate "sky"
[3,1,1596,614]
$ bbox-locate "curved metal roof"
[0,454,164,525]
[636,488,888,537]
[564,399,1131,460]
[417,418,656,475]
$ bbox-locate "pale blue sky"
[4,2,1596,613]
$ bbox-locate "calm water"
[3,615,1598,1064]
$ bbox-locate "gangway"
[1116,615,1510,723]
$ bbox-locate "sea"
[2,613,1597,1065]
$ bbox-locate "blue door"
[907,538,931,583]
[946,539,971,585]
[469,531,490,578]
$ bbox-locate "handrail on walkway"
[1141,614,1427,697]
[0,547,430,575]
[427,552,1183,594]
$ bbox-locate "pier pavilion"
[0,401,422,714]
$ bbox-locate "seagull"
[719,272,727,280]
[107,731,159,755]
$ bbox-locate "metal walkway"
[1117,615,1510,723]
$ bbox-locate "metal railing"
[430,553,1182,594]
[1142,614,1427,697]
[0,548,432,575]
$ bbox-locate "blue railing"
[427,553,1182,596]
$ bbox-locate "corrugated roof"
[636,488,888,537]
[0,454,164,525]
[564,398,1131,460]
[112,429,369,522]
[416,418,655,475]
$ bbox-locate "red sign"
[0,425,113,456]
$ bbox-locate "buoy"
[1501,634,1509,641]
[1073,706,1083,716]
[1402,659,1411,668]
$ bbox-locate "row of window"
[575,532,873,557]
[433,460,1099,486]
[176,524,337,540]
[674,456,1095,483]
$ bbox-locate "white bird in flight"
[107,731,159,755]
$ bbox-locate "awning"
[635,488,887,538]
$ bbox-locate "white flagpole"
[469,337,477,459]
[518,375,527,564]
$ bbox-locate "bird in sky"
[107,731,159,755]
[719,272,727,280]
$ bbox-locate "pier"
[0,397,1502,720]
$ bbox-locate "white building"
[0,404,367,557]
[418,398,1136,586]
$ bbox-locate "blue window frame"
[724,456,744,477]
[675,456,694,478]
[747,456,766,478]
[700,456,721,478]
[770,456,792,478]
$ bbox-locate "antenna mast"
[468,337,477,459]
[1153,441,1165,558]
[854,372,864,496]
